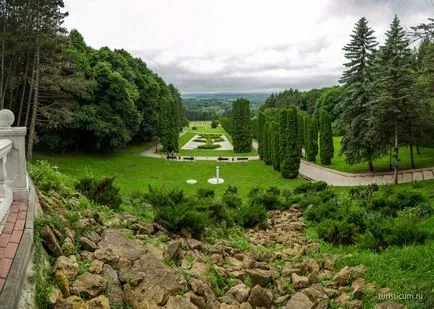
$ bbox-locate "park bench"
[237,157,249,161]
[183,156,195,161]
[217,157,229,161]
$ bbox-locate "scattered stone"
[349,299,363,309]
[102,264,124,304]
[94,248,119,263]
[71,272,106,298]
[244,268,275,287]
[240,303,253,309]
[62,237,75,253]
[323,257,334,270]
[226,284,250,303]
[116,257,131,271]
[189,262,209,278]
[84,231,101,244]
[98,229,146,261]
[351,277,366,299]
[40,225,62,257]
[302,284,328,303]
[88,260,104,274]
[55,272,70,297]
[48,288,63,307]
[291,273,310,289]
[190,278,207,296]
[80,237,99,252]
[332,265,368,286]
[165,240,182,260]
[121,254,187,307]
[334,293,351,306]
[187,238,202,250]
[285,292,314,309]
[55,295,87,309]
[55,255,79,280]
[80,250,95,261]
[87,295,110,309]
[247,285,272,309]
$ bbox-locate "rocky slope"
[38,195,404,309]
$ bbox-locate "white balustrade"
[0,109,28,223]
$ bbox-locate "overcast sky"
[63,0,433,93]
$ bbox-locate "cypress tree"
[232,98,252,152]
[262,122,270,164]
[340,17,383,171]
[273,125,280,171]
[281,106,300,178]
[279,109,288,166]
[306,117,319,162]
[267,122,274,165]
[319,110,334,165]
[297,113,305,155]
[257,112,266,158]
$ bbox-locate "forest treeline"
[257,16,434,181]
[0,1,186,159]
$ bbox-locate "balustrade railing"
[0,110,28,223]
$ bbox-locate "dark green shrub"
[294,181,327,194]
[319,109,334,165]
[222,186,242,209]
[192,126,198,130]
[76,176,122,210]
[238,202,268,229]
[198,144,221,149]
[383,216,429,247]
[316,218,358,245]
[414,202,434,219]
[248,186,281,210]
[144,187,210,237]
[369,190,427,217]
[211,120,219,128]
[197,188,215,198]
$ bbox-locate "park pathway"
[141,139,434,185]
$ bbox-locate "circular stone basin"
[208,177,225,184]
[186,179,197,184]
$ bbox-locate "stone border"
[0,176,35,309]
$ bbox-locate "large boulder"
[40,225,62,257]
[101,264,124,305]
[55,256,79,280]
[165,240,182,260]
[54,295,87,309]
[225,284,250,303]
[291,273,310,289]
[98,229,146,261]
[247,285,273,309]
[120,253,187,307]
[285,292,314,309]
[87,295,110,309]
[165,295,198,309]
[71,272,107,298]
[244,268,276,287]
[332,265,367,286]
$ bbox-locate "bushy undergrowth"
[29,160,75,195]
[76,176,122,211]
[298,183,433,250]
[137,184,297,237]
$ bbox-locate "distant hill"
[181,92,271,103]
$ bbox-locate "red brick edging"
[0,201,27,292]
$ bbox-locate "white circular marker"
[186,179,197,184]
[208,178,225,184]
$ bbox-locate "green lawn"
[34,144,303,198]
[312,136,434,173]
[174,123,257,157]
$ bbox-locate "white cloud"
[63,0,434,92]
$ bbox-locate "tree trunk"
[409,144,415,169]
[17,55,30,126]
[393,121,399,185]
[416,145,421,155]
[24,56,36,128]
[0,20,5,109]
[368,160,374,172]
[27,44,40,162]
[389,146,392,171]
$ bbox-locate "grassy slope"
[34,144,303,198]
[312,136,434,173]
[306,180,434,309]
